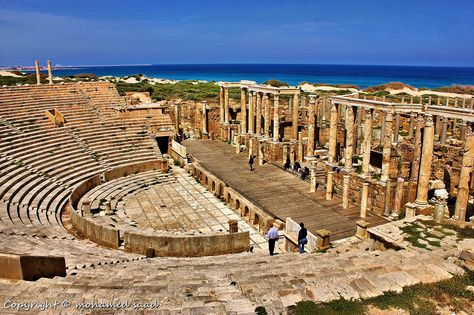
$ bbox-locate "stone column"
[362,109,374,176]
[460,121,467,142]
[440,117,448,144]
[47,60,53,84]
[408,112,416,137]
[382,179,392,216]
[381,112,394,183]
[310,161,317,192]
[307,99,316,156]
[415,115,434,205]
[454,125,474,221]
[256,92,262,135]
[224,88,230,123]
[202,102,208,135]
[35,60,41,85]
[258,140,264,165]
[273,95,280,142]
[344,105,354,170]
[249,137,254,157]
[342,175,350,209]
[240,89,247,133]
[219,86,224,123]
[264,94,270,138]
[326,171,334,200]
[355,107,363,155]
[174,103,180,132]
[289,142,295,165]
[328,102,338,163]
[292,93,300,140]
[282,144,288,161]
[360,182,369,218]
[410,114,424,181]
[297,131,303,162]
[248,91,254,134]
[393,113,400,143]
[391,177,404,218]
[380,111,387,142]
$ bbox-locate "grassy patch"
[288,299,364,315]
[288,270,474,315]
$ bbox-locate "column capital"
[424,114,434,126]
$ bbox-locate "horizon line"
[3,62,474,69]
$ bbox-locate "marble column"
[381,112,394,183]
[393,113,400,143]
[248,91,254,134]
[273,95,280,142]
[328,102,338,163]
[344,106,355,170]
[256,92,262,135]
[362,109,374,176]
[47,60,53,84]
[174,103,180,132]
[355,107,363,155]
[410,114,424,181]
[460,121,467,142]
[297,131,303,162]
[240,89,247,133]
[454,125,474,221]
[202,102,208,135]
[415,115,434,205]
[224,88,230,123]
[440,117,448,144]
[289,142,295,165]
[380,111,387,142]
[264,94,270,138]
[392,177,404,218]
[307,99,316,156]
[35,60,41,85]
[342,175,350,209]
[360,182,369,218]
[258,140,264,165]
[326,171,334,200]
[383,179,392,216]
[408,112,416,137]
[292,93,300,140]
[310,161,317,192]
[219,87,225,123]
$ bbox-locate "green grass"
[288,270,474,314]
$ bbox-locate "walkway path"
[184,140,387,240]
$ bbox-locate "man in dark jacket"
[249,155,254,171]
[298,223,308,253]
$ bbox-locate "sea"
[48,64,474,89]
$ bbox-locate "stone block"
[0,253,66,281]
[356,220,370,239]
[315,229,331,250]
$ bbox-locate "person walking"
[298,223,308,253]
[248,155,254,171]
[266,226,279,256]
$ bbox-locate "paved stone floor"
[125,168,268,249]
[184,139,388,240]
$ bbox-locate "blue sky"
[0,0,473,67]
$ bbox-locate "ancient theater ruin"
[0,66,473,313]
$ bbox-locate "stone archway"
[235,199,240,211]
[243,206,249,218]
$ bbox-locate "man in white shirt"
[266,226,280,256]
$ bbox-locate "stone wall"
[123,231,250,257]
